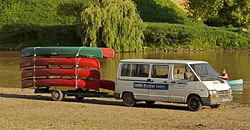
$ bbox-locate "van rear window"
[121,64,131,76]
[131,64,149,77]
[120,64,149,77]
[151,65,169,78]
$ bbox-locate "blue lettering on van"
[133,82,169,90]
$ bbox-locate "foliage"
[0,0,89,50]
[134,0,190,24]
[186,0,250,28]
[79,0,145,52]
[145,23,250,49]
[0,24,81,50]
[0,0,90,27]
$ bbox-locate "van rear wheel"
[122,93,136,107]
[187,96,202,111]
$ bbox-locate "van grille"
[217,90,230,97]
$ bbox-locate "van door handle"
[147,79,153,82]
[171,81,176,83]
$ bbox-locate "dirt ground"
[0,87,249,130]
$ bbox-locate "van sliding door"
[148,65,170,102]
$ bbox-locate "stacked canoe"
[20,47,115,91]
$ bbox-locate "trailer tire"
[51,89,64,101]
[122,92,136,107]
[187,96,202,111]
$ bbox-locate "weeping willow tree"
[79,0,145,52]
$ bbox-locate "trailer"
[20,47,115,101]
[34,87,113,101]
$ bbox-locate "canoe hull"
[22,79,115,91]
[22,79,100,90]
[227,79,243,86]
[227,79,243,91]
[99,80,115,91]
[21,47,115,58]
[20,57,100,69]
[21,68,100,79]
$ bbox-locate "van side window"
[121,64,131,76]
[131,64,149,77]
[174,64,195,81]
[151,65,169,78]
[173,65,185,80]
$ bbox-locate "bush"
[0,24,81,50]
[145,23,250,49]
[0,0,89,50]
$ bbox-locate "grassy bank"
[145,23,250,49]
[0,0,89,50]
[0,0,249,50]
[0,24,81,50]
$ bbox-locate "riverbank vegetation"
[0,0,249,51]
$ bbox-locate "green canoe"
[21,47,104,59]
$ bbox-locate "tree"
[186,0,224,21]
[187,0,250,29]
[79,0,145,52]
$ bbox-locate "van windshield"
[190,63,219,81]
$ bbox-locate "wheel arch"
[186,93,203,105]
[121,91,134,98]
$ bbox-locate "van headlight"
[209,90,218,98]
[229,89,232,95]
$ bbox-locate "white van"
[114,59,233,111]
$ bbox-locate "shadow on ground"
[0,93,189,111]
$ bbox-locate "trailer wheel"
[51,89,64,101]
[187,96,202,111]
[122,93,136,107]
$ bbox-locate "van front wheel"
[187,96,202,111]
[122,93,136,107]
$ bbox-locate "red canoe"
[100,48,115,58]
[21,68,101,79]
[99,80,115,91]
[22,79,115,91]
[22,78,100,90]
[20,57,100,69]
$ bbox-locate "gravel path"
[0,87,249,130]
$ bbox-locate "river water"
[0,50,250,104]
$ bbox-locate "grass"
[145,22,250,49]
[0,0,249,50]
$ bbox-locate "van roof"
[120,59,207,64]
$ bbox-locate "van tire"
[145,101,156,105]
[122,93,136,107]
[187,96,202,111]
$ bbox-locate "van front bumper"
[201,95,233,106]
